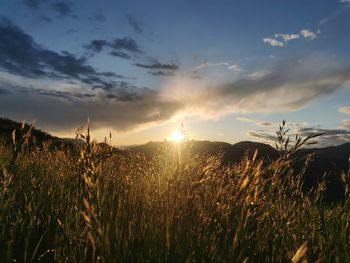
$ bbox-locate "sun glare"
[170,130,185,142]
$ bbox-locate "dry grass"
[0,122,349,262]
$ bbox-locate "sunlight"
[170,130,185,142]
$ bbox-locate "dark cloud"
[0,88,11,95]
[126,14,143,34]
[134,63,179,71]
[0,19,132,85]
[40,16,52,23]
[149,71,176,76]
[85,40,108,52]
[0,84,182,132]
[110,38,142,53]
[109,51,131,59]
[84,38,142,58]
[89,11,106,22]
[23,0,45,9]
[91,80,135,91]
[248,131,277,142]
[51,1,72,17]
[259,122,273,127]
[65,28,79,35]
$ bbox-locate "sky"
[1,0,350,146]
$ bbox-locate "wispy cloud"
[164,55,350,120]
[149,71,176,76]
[246,120,350,147]
[263,38,284,47]
[264,29,319,47]
[126,14,143,34]
[51,1,73,17]
[88,11,106,22]
[300,29,318,39]
[339,106,350,114]
[247,127,350,147]
[84,38,142,58]
[134,63,178,71]
[340,120,350,128]
[236,117,256,123]
[274,33,300,42]
[23,0,45,9]
[194,62,241,71]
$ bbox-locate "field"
[0,123,350,262]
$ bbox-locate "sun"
[170,130,185,142]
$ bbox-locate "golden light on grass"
[170,130,185,142]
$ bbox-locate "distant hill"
[128,140,279,164]
[297,144,350,202]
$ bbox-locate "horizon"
[1,1,350,147]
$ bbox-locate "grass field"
[0,123,349,262]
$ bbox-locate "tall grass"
[0,122,349,262]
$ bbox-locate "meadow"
[0,122,349,262]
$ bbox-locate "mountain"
[127,140,279,164]
[297,144,350,202]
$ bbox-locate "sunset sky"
[1,0,350,146]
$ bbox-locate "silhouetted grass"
[0,122,349,262]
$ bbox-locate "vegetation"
[0,121,349,262]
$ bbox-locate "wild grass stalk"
[0,121,349,262]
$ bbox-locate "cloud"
[248,131,277,142]
[340,0,350,3]
[300,29,317,40]
[1,18,350,138]
[248,123,350,147]
[295,127,350,146]
[264,29,319,47]
[109,51,131,59]
[163,55,350,119]
[0,87,11,95]
[89,11,106,22]
[85,40,109,52]
[195,62,229,70]
[134,63,179,71]
[110,38,142,53]
[274,33,300,42]
[339,106,350,114]
[194,62,241,71]
[236,117,256,123]
[227,65,241,71]
[149,71,176,76]
[0,80,183,133]
[23,0,45,9]
[0,18,132,86]
[340,120,350,128]
[263,38,284,47]
[84,38,142,56]
[126,15,143,34]
[51,2,72,17]
[40,16,52,23]
[0,19,176,134]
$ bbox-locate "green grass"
[0,123,349,262]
